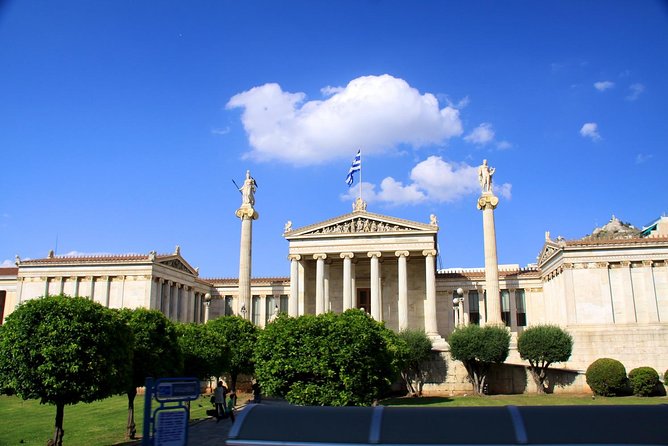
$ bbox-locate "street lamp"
[452,288,465,327]
[204,293,212,323]
[240,304,247,319]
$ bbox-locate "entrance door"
[357,288,370,313]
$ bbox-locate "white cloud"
[580,122,601,141]
[320,85,344,97]
[226,74,463,165]
[626,83,645,101]
[1,259,14,267]
[211,127,230,135]
[464,123,495,146]
[635,153,652,164]
[494,183,512,199]
[342,156,496,206]
[594,81,615,91]
[496,140,512,150]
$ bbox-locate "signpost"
[142,377,200,446]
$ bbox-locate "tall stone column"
[396,251,409,330]
[423,249,439,336]
[314,254,327,314]
[368,252,382,320]
[235,170,259,320]
[477,191,502,325]
[341,253,354,310]
[288,254,301,316]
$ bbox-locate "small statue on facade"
[478,159,496,194]
[284,220,292,233]
[353,197,367,212]
[240,170,257,207]
[430,214,438,226]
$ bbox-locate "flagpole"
[358,149,362,201]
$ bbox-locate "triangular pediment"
[158,256,198,276]
[285,210,437,239]
[537,242,562,267]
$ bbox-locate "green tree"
[395,329,433,396]
[175,322,228,382]
[0,295,132,446]
[207,316,257,391]
[118,308,182,439]
[449,324,510,395]
[254,310,397,405]
[517,325,573,394]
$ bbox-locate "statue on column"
[240,170,257,207]
[478,159,495,194]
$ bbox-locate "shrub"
[664,369,668,384]
[628,367,660,396]
[517,325,573,394]
[585,358,627,396]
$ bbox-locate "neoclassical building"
[2,169,667,393]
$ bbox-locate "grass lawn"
[1,392,665,445]
[0,392,221,446]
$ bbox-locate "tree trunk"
[127,388,137,439]
[52,402,65,446]
[231,372,238,392]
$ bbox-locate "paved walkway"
[187,398,288,446]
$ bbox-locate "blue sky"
[1,1,667,278]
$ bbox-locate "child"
[226,390,236,423]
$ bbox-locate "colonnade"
[287,249,440,336]
[151,277,206,323]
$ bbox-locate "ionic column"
[423,249,439,336]
[288,255,301,316]
[259,294,267,327]
[368,252,382,320]
[104,276,111,308]
[314,254,327,314]
[351,261,357,308]
[509,288,517,330]
[340,253,354,311]
[324,262,331,312]
[395,251,410,330]
[477,193,502,325]
[73,277,80,297]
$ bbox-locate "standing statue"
[478,159,495,194]
[240,170,257,206]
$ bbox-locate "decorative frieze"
[306,217,414,235]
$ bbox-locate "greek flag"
[345,150,361,186]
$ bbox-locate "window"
[265,295,276,324]
[279,294,289,313]
[515,289,527,327]
[251,295,260,325]
[224,296,233,316]
[468,290,480,325]
[500,290,511,327]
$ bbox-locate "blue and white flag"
[345,149,361,186]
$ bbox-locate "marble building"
[2,163,667,393]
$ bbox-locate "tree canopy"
[395,329,433,396]
[517,324,573,394]
[254,310,398,406]
[175,322,228,382]
[449,324,510,395]
[118,308,182,439]
[206,315,257,390]
[0,295,132,445]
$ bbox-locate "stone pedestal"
[477,193,502,325]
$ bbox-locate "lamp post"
[204,293,212,323]
[452,288,465,327]
[240,304,247,320]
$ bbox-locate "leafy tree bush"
[207,316,257,391]
[448,324,510,395]
[628,367,660,397]
[175,322,228,382]
[118,308,182,439]
[254,310,397,405]
[395,329,433,396]
[585,358,627,396]
[0,295,132,446]
[517,325,573,394]
[665,369,668,385]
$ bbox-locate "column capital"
[477,194,499,210]
[642,260,654,267]
[395,251,410,258]
[235,205,259,220]
[340,252,355,259]
[422,249,437,257]
[367,251,382,258]
[287,254,302,261]
[313,253,327,260]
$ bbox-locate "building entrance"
[357,288,370,313]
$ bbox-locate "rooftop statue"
[478,159,495,194]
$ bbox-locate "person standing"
[214,381,227,422]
